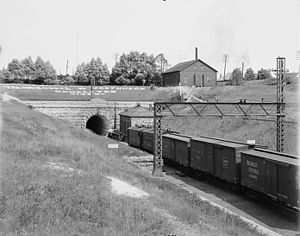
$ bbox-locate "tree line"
[0,52,168,86]
[229,67,272,85]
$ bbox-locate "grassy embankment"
[0,100,263,235]
[0,84,176,101]
[1,80,298,154]
[165,80,298,155]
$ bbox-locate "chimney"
[195,47,198,60]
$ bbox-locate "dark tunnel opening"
[86,115,109,136]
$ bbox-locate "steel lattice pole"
[153,103,163,176]
[276,57,285,152]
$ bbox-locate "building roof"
[119,105,153,118]
[163,59,218,74]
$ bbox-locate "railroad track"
[123,154,300,235]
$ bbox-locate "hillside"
[0,84,177,101]
[0,99,262,235]
[189,79,298,121]
[1,81,298,154]
[165,81,299,155]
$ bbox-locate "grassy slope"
[1,80,298,154]
[190,79,298,121]
[0,84,177,101]
[0,101,261,235]
[165,80,298,155]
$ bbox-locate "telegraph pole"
[114,103,117,130]
[223,54,229,80]
[114,53,120,65]
[66,60,69,75]
[296,50,300,78]
[90,77,95,101]
[76,32,79,67]
[241,61,244,79]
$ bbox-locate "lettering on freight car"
[249,174,258,180]
[246,160,259,180]
[222,157,228,169]
[248,167,259,175]
[246,160,257,168]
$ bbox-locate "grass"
[1,81,298,154]
[0,100,264,235]
[0,84,176,101]
[163,116,298,155]
[168,80,299,155]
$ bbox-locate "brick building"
[162,49,217,87]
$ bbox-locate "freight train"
[126,126,300,210]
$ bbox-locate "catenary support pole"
[276,57,285,152]
[153,103,163,177]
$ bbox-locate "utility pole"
[76,32,79,67]
[223,54,229,81]
[114,103,117,130]
[90,77,95,101]
[241,61,244,79]
[114,53,120,65]
[296,50,300,79]
[66,60,69,75]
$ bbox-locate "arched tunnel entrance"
[86,115,109,136]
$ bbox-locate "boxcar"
[173,134,190,166]
[162,133,175,162]
[241,149,299,209]
[141,129,154,153]
[190,137,223,176]
[127,127,146,148]
[162,133,191,166]
[213,141,249,184]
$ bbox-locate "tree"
[74,63,89,85]
[257,68,271,80]
[244,68,256,81]
[59,75,75,85]
[22,56,36,83]
[74,58,110,85]
[7,59,26,83]
[229,68,243,85]
[0,69,14,83]
[152,72,163,86]
[34,57,56,84]
[34,57,45,83]
[87,58,110,85]
[0,69,6,83]
[155,53,168,73]
[44,60,57,84]
[115,75,131,85]
[2,56,57,84]
[110,51,158,85]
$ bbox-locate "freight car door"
[266,162,278,199]
[206,144,215,175]
[214,147,223,180]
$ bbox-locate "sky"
[0,0,299,77]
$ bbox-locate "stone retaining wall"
[25,100,153,130]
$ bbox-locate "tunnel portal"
[86,115,109,135]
